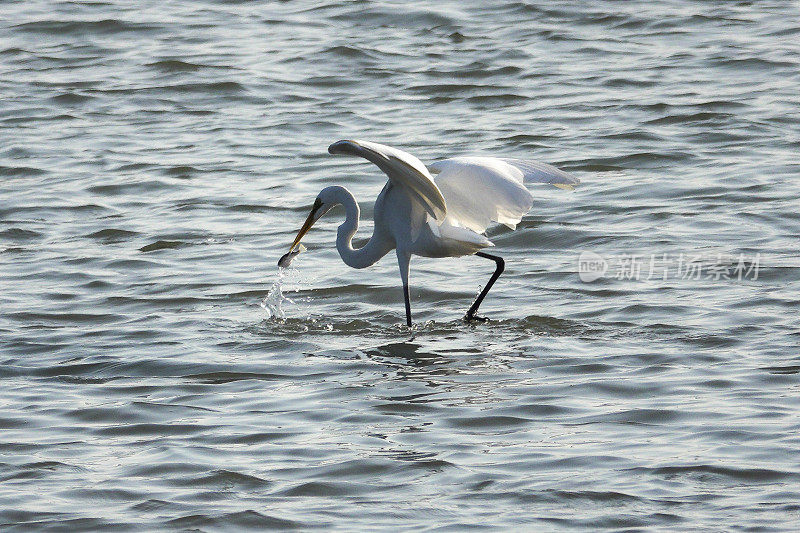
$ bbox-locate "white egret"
[280,140,579,326]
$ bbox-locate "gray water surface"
[2,0,800,530]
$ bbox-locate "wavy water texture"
[1,0,799,530]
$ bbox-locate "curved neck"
[330,186,392,269]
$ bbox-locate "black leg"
[397,251,413,327]
[403,281,412,327]
[465,252,505,322]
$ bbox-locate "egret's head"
[285,187,339,254]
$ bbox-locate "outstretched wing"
[328,140,447,222]
[428,156,578,234]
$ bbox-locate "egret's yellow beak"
[289,198,322,252]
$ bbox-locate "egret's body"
[281,140,579,326]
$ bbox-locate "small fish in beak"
[278,243,306,268]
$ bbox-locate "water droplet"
[261,266,302,319]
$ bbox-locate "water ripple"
[1,0,799,530]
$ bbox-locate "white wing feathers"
[328,140,578,246]
[328,140,447,222]
[428,157,578,234]
[498,158,580,190]
[427,157,532,233]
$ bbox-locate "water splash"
[261,266,303,320]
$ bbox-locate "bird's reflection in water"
[366,341,452,369]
